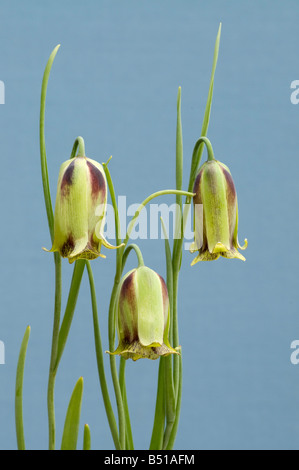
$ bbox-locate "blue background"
[0,0,298,450]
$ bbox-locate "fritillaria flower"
[44,155,119,263]
[190,158,247,265]
[108,266,179,361]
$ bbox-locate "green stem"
[122,244,144,270]
[149,358,165,450]
[165,355,183,450]
[162,355,176,450]
[86,261,121,450]
[39,44,62,451]
[123,189,194,252]
[119,358,134,450]
[103,163,127,450]
[171,269,180,398]
[55,260,85,371]
[167,23,222,450]
[47,252,62,450]
[70,136,86,159]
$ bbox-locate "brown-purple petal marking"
[221,166,236,204]
[61,235,75,257]
[220,166,237,240]
[158,274,169,326]
[87,161,106,200]
[193,170,203,205]
[60,160,76,197]
[119,272,138,342]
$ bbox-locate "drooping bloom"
[107,266,179,361]
[44,156,119,263]
[190,159,247,265]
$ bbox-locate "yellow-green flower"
[107,266,179,361]
[44,155,119,263]
[190,159,247,265]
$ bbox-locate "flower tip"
[238,238,248,251]
[190,255,200,266]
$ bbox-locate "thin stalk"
[122,244,144,270]
[123,190,194,252]
[149,358,166,450]
[55,260,85,371]
[86,261,120,450]
[103,162,127,450]
[165,355,183,450]
[39,45,64,450]
[108,289,126,450]
[47,252,62,450]
[168,23,222,451]
[70,136,85,159]
[162,355,176,449]
[119,358,134,450]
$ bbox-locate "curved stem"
[122,244,144,270]
[197,136,215,161]
[123,189,194,252]
[70,136,86,159]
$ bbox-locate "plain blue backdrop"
[0,0,298,450]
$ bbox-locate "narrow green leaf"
[39,44,60,242]
[175,86,183,200]
[160,217,174,339]
[83,424,91,450]
[173,86,184,261]
[160,218,176,449]
[61,377,84,450]
[15,325,31,450]
[189,23,222,190]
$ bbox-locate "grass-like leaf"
[61,377,84,450]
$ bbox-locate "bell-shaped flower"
[190,159,247,265]
[44,156,119,263]
[107,266,179,361]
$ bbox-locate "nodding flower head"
[43,155,120,263]
[190,159,247,265]
[107,266,179,361]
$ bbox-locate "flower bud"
[190,159,247,264]
[108,266,178,361]
[44,156,119,263]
